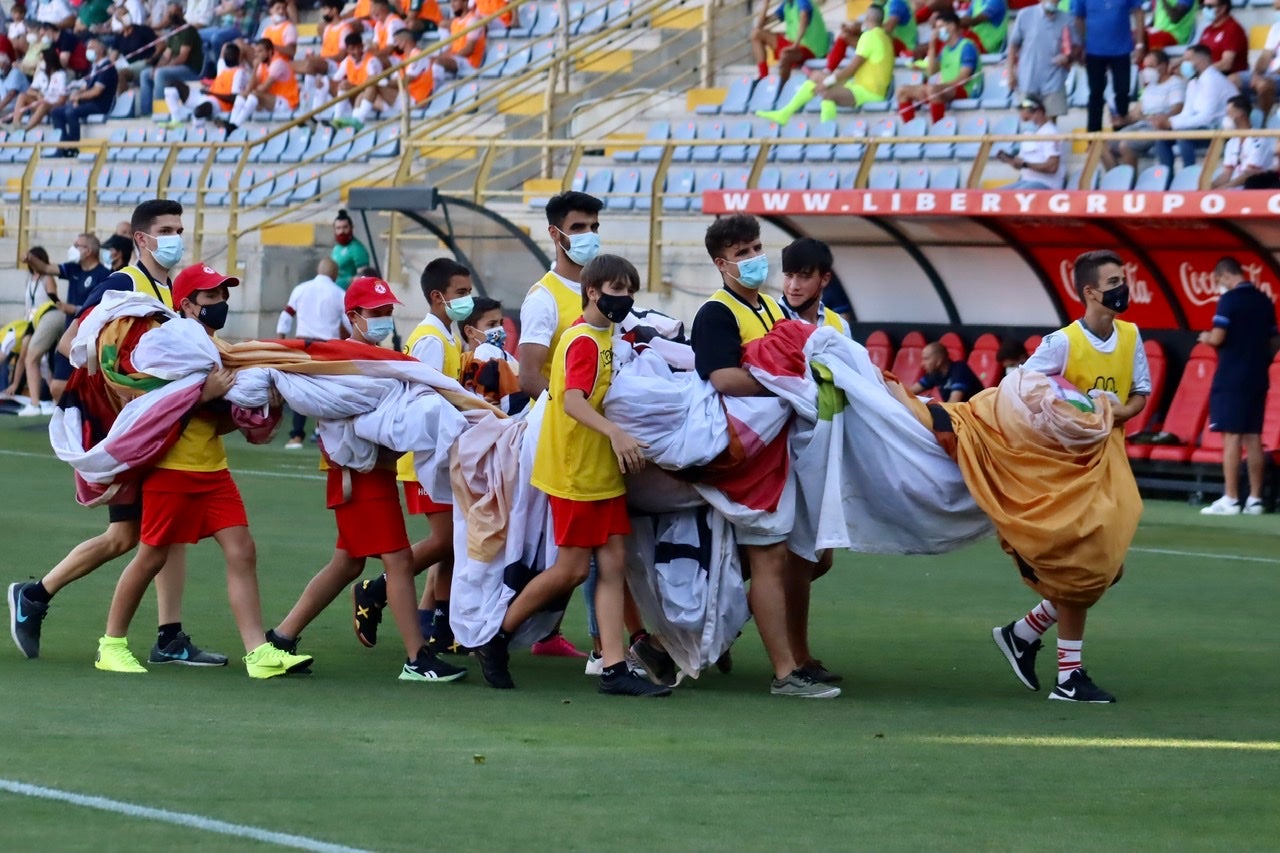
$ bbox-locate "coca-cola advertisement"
[1026,246,1180,329]
[1145,250,1279,330]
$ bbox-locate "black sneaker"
[991,622,1041,691]
[600,667,672,697]
[715,648,733,674]
[629,633,678,687]
[351,579,383,648]
[265,629,312,674]
[799,659,843,684]
[8,582,48,659]
[1049,668,1116,704]
[475,632,514,689]
[399,647,468,683]
[148,632,229,667]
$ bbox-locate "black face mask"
[322,12,335,20]
[595,293,634,324]
[1099,283,1130,313]
[197,301,229,330]
[784,295,819,315]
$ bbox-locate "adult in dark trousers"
[49,38,117,157]
[1072,0,1146,132]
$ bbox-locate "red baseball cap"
[344,276,401,313]
[172,263,240,307]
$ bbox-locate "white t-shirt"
[7,20,27,41]
[471,341,517,365]
[277,274,346,339]
[1222,135,1277,182]
[518,271,580,348]
[34,0,74,25]
[1138,74,1185,117]
[36,69,67,104]
[1024,319,1152,396]
[1020,120,1065,189]
[1265,22,1280,74]
[407,312,456,372]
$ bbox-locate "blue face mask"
[729,254,770,289]
[445,294,475,322]
[1180,60,1196,79]
[150,233,184,269]
[362,315,395,343]
[484,326,507,349]
[557,228,600,266]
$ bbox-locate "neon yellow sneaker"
[95,636,147,673]
[244,642,314,679]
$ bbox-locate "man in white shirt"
[276,258,346,448]
[1105,48,1185,168]
[1244,0,1280,116]
[997,95,1065,189]
[1157,44,1239,169]
[1212,95,1279,188]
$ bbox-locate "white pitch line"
[1130,547,1280,565]
[0,448,322,481]
[0,779,371,853]
[918,735,1280,752]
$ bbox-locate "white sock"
[230,93,259,127]
[1056,638,1083,684]
[163,87,187,121]
[1012,600,1057,643]
[352,99,373,123]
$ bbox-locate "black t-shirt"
[114,25,159,63]
[690,287,780,380]
[1212,283,1279,392]
[918,360,985,401]
[59,261,111,315]
[78,265,170,318]
[80,61,119,110]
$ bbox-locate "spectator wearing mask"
[162,41,248,126]
[331,209,370,290]
[1146,0,1196,51]
[1008,0,1076,119]
[42,18,90,75]
[1197,0,1247,77]
[256,0,296,61]
[897,10,982,124]
[49,38,117,156]
[996,95,1065,189]
[1071,0,1145,132]
[430,0,485,82]
[224,36,298,130]
[750,0,829,84]
[958,0,1008,55]
[1103,48,1185,169]
[1156,44,1237,168]
[909,341,985,402]
[0,50,30,114]
[138,3,205,116]
[1211,96,1277,189]
[7,47,67,130]
[108,10,159,84]
[366,0,405,63]
[24,233,112,401]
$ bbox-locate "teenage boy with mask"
[475,255,669,697]
[352,259,473,652]
[992,250,1150,703]
[9,200,222,666]
[95,263,311,678]
[269,276,467,684]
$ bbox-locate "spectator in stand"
[76,0,115,32]
[758,4,893,124]
[24,233,111,402]
[1146,0,1197,51]
[959,0,1008,54]
[224,36,299,129]
[1103,48,1185,169]
[277,258,347,450]
[402,0,444,35]
[138,3,204,116]
[826,0,917,73]
[475,0,514,28]
[257,0,297,61]
[33,0,75,29]
[49,38,116,156]
[0,50,29,115]
[296,0,353,111]
[368,0,406,62]
[107,9,159,87]
[1198,256,1280,516]
[996,95,1065,189]
[347,27,431,127]
[331,209,370,290]
[43,19,90,75]
[1211,96,1277,188]
[750,0,829,84]
[1008,0,1076,120]
[7,47,67,129]
[430,0,485,82]
[200,0,264,79]
[1244,0,1280,118]
[330,31,382,125]
[1198,0,1247,77]
[897,10,981,123]
[1072,0,1145,132]
[1156,44,1237,168]
[8,4,30,55]
[5,246,62,416]
[162,41,248,125]
[909,341,985,402]
[102,233,133,270]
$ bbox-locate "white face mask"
[1140,67,1159,86]
[1222,116,1236,130]
[1041,0,1056,11]
[937,27,951,42]
[86,49,97,62]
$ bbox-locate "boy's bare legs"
[213,526,265,652]
[784,553,815,667]
[43,521,140,595]
[276,550,366,640]
[105,544,171,639]
[154,545,186,624]
[1056,602,1085,643]
[500,551,591,634]
[745,542,799,680]
[382,546,428,660]
[594,538,628,666]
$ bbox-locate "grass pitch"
[1,415,1279,851]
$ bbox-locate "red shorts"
[774,36,816,64]
[547,494,631,548]
[327,467,410,559]
[403,480,451,516]
[141,468,248,547]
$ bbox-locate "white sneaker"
[1244,499,1265,516]
[15,404,42,417]
[1200,495,1241,516]
[39,400,55,415]
[584,651,604,676]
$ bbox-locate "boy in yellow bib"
[475,255,669,697]
[992,249,1150,704]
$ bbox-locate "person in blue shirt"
[1071,0,1147,132]
[909,341,985,401]
[49,38,117,157]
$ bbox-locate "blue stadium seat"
[529,38,556,66]
[97,167,129,204]
[101,89,134,122]
[254,128,290,163]
[205,168,234,205]
[289,169,323,204]
[894,117,928,160]
[931,165,961,189]
[691,168,723,212]
[746,75,781,113]
[216,127,249,163]
[35,167,71,203]
[780,168,810,190]
[40,129,63,158]
[166,166,194,202]
[810,168,839,190]
[453,80,481,112]
[585,167,613,196]
[532,1,559,36]
[0,129,23,164]
[422,84,456,118]
[101,128,127,162]
[722,167,749,191]
[277,125,311,162]
[899,166,930,189]
[718,120,752,162]
[979,67,1013,109]
[607,0,635,25]
[1134,164,1171,191]
[1168,164,1203,190]
[479,40,510,78]
[757,164,781,190]
[117,127,148,162]
[58,166,92,203]
[839,168,859,189]
[774,119,810,162]
[670,120,697,161]
[692,121,724,163]
[119,167,155,206]
[1099,164,1135,190]
[868,117,896,160]
[706,75,755,115]
[268,170,298,206]
[570,167,587,192]
[804,120,837,162]
[28,166,55,202]
[241,169,275,206]
[323,127,357,163]
[506,2,540,37]
[867,164,900,189]
[634,168,655,211]
[607,168,640,210]
[501,45,531,77]
[370,123,399,158]
[662,168,696,211]
[954,114,988,159]
[776,75,806,114]
[633,120,670,162]
[924,117,957,159]
[301,125,334,161]
[833,118,867,161]
[576,3,607,34]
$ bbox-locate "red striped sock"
[1012,600,1057,643]
[1057,639,1083,683]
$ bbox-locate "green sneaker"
[159,119,184,130]
[347,118,365,132]
[819,98,838,123]
[755,108,788,126]
[331,117,352,129]
[95,636,147,673]
[244,642,314,679]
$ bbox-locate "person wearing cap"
[95,263,313,679]
[266,276,468,684]
[996,95,1065,190]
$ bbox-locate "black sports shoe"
[629,633,678,687]
[475,632,514,689]
[992,622,1041,691]
[265,629,312,674]
[600,667,672,697]
[715,648,733,674]
[148,632,229,667]
[799,659,843,684]
[1049,668,1116,703]
[352,579,383,648]
[8,582,49,659]
[400,647,468,683]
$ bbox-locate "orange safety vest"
[321,19,355,60]
[354,0,373,17]
[402,60,433,103]
[475,0,513,27]
[374,13,404,50]
[259,56,300,107]
[407,0,442,25]
[208,66,241,112]
[450,11,485,69]
[262,19,294,49]
[344,52,377,86]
